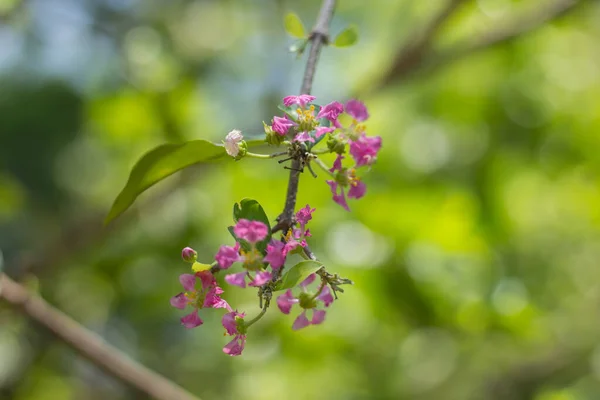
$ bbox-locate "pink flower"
[170,271,231,329]
[315,126,335,138]
[295,205,315,230]
[264,240,286,269]
[326,157,366,211]
[293,132,315,143]
[283,94,316,108]
[271,116,296,136]
[215,242,241,269]
[181,247,197,263]
[222,311,247,356]
[234,219,268,244]
[349,133,382,167]
[316,101,344,122]
[276,283,334,330]
[345,99,369,122]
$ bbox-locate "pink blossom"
[222,310,245,336]
[312,309,326,325]
[170,271,230,329]
[276,282,334,330]
[315,126,335,138]
[223,334,246,356]
[271,116,296,135]
[215,242,241,269]
[283,94,316,108]
[300,273,317,287]
[349,133,382,167]
[249,270,272,286]
[264,240,286,269]
[234,219,268,244]
[316,101,344,122]
[295,205,315,230]
[181,247,197,263]
[317,286,334,307]
[345,99,369,122]
[225,272,247,288]
[293,132,315,143]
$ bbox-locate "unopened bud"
[181,247,198,263]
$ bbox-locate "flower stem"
[309,279,327,302]
[244,303,269,329]
[312,157,335,178]
[246,152,272,159]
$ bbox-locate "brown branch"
[274,0,337,233]
[0,273,200,400]
[378,0,584,88]
[379,0,466,88]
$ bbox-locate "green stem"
[244,304,268,329]
[246,152,272,159]
[309,279,327,301]
[311,148,331,155]
[312,157,335,177]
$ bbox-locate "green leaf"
[277,104,299,122]
[284,12,306,38]
[231,198,272,253]
[276,260,323,291]
[105,140,226,224]
[333,25,359,47]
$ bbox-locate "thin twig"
[274,0,337,233]
[0,273,200,400]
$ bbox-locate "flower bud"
[181,247,198,263]
[264,122,286,145]
[327,136,346,154]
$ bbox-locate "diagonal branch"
[0,273,200,400]
[274,0,337,234]
[378,0,584,87]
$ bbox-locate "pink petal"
[311,309,326,325]
[330,154,344,173]
[222,335,246,356]
[315,126,335,138]
[276,289,298,314]
[317,286,334,307]
[249,270,272,287]
[300,273,316,287]
[181,310,203,329]
[170,293,188,309]
[348,180,366,199]
[198,271,215,291]
[179,274,196,292]
[345,99,369,122]
[292,311,310,330]
[225,272,247,288]
[222,311,243,335]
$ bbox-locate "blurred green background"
[1,0,600,399]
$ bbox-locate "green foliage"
[284,12,307,38]
[276,260,323,291]
[105,140,227,224]
[332,25,359,47]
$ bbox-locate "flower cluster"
[171,205,319,356]
[263,95,382,211]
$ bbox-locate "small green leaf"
[333,25,359,47]
[276,261,323,291]
[105,140,226,224]
[284,12,306,38]
[277,104,299,122]
[231,198,272,253]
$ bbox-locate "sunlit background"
[1,0,600,399]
